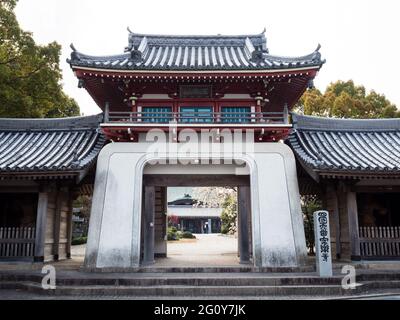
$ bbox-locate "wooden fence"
[0,227,36,260]
[359,226,400,259]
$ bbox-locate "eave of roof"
[0,114,105,180]
[68,31,325,72]
[288,113,400,180]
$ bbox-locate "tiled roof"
[287,114,400,178]
[68,31,324,71]
[0,114,105,176]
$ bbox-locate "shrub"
[181,232,196,239]
[71,237,87,246]
[167,227,179,241]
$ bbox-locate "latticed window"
[221,107,251,123]
[180,107,213,123]
[142,107,172,123]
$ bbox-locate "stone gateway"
[1,30,399,268]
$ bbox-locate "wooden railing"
[0,227,36,260]
[105,111,289,125]
[359,226,400,259]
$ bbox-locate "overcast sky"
[15,0,400,116]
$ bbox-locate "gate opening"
[140,173,253,267]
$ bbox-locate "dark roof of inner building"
[68,31,324,71]
[287,114,400,178]
[0,114,105,176]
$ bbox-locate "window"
[142,107,172,123]
[221,107,251,123]
[180,106,213,123]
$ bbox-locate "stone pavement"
[71,234,241,267]
[159,234,239,267]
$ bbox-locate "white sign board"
[314,210,333,277]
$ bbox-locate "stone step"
[14,281,351,297]
[82,266,316,273]
[20,276,342,287]
[2,271,400,286]
[2,271,400,298]
[8,280,400,297]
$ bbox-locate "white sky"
[15,0,400,116]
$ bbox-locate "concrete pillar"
[143,186,155,265]
[347,191,361,261]
[34,192,48,262]
[208,219,212,234]
[238,186,251,264]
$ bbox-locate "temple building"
[0,115,104,262]
[0,30,399,268]
[288,114,400,261]
[167,194,223,234]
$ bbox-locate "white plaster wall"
[84,142,307,269]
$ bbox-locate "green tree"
[220,194,238,235]
[301,195,322,255]
[296,80,399,119]
[0,0,80,118]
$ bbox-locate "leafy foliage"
[167,227,196,241]
[71,236,87,246]
[220,194,238,235]
[167,227,179,241]
[0,0,80,118]
[301,195,323,255]
[73,195,92,220]
[295,80,399,119]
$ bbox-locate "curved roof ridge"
[263,45,324,64]
[292,113,400,132]
[68,31,324,71]
[127,31,266,39]
[0,114,103,131]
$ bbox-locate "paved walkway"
[158,234,239,267]
[68,234,240,267]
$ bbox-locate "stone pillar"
[238,186,251,264]
[34,191,48,262]
[347,191,361,261]
[314,211,333,277]
[143,186,155,265]
[208,218,212,234]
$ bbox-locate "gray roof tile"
[288,114,400,176]
[68,32,324,71]
[0,114,105,175]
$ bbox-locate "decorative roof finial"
[127,26,133,34]
[262,27,266,34]
[315,43,321,52]
[70,44,80,61]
